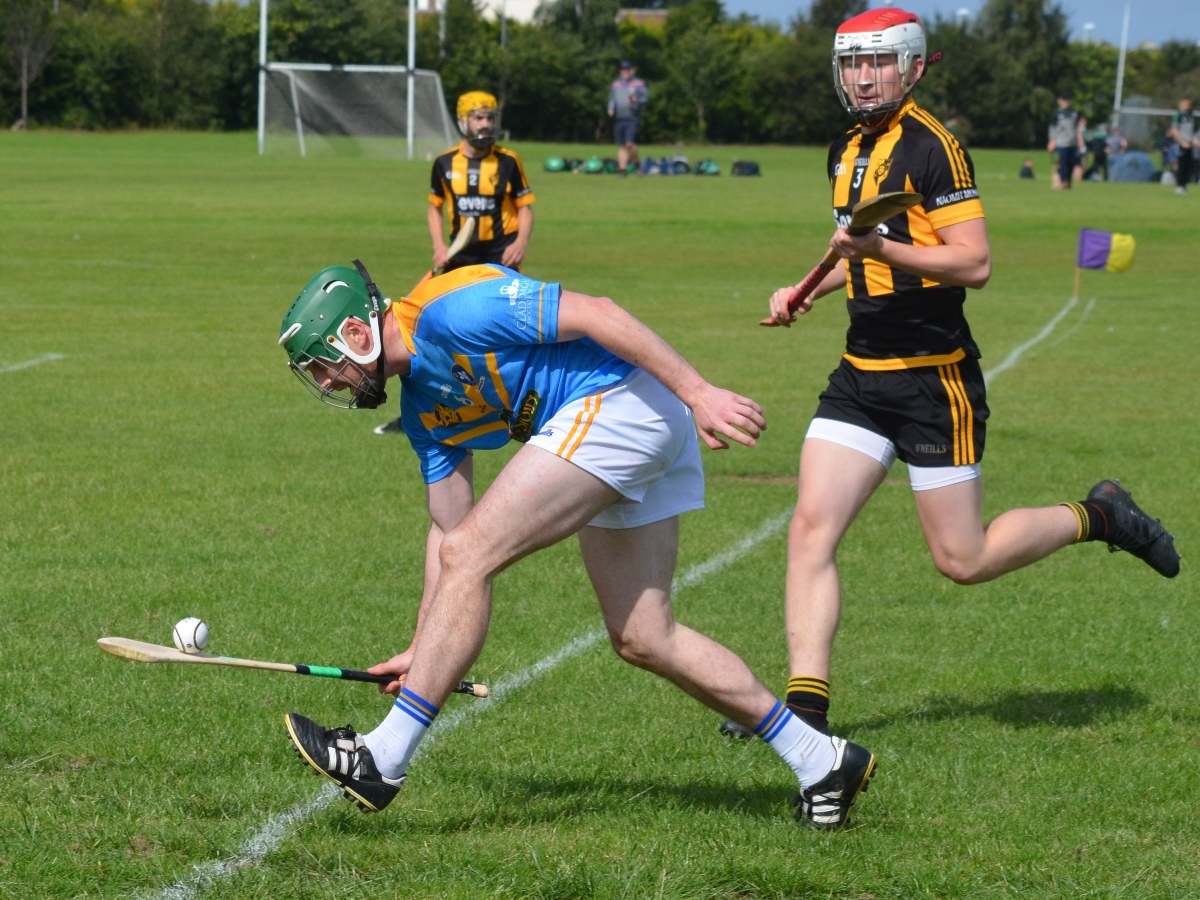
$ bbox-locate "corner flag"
[1074,228,1135,297]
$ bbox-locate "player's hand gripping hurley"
[761,191,923,327]
[416,216,476,289]
[441,215,475,271]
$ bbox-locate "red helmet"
[833,8,927,126]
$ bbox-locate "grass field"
[1,131,1197,899]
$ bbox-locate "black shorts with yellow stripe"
[814,351,989,468]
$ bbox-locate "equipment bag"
[731,160,761,176]
[694,159,721,176]
[543,156,566,172]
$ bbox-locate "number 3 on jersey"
[852,165,865,189]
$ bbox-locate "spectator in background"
[608,62,649,177]
[1019,158,1035,179]
[1160,136,1179,185]
[1047,92,1084,190]
[1083,122,1110,181]
[1166,97,1195,195]
[1106,125,1128,162]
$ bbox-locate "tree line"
[3,0,1198,146]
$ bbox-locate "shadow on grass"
[327,774,792,836]
[843,684,1149,734]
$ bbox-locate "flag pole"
[1074,266,1081,300]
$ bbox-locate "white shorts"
[526,368,705,529]
[805,417,980,492]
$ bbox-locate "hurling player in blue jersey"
[276,260,878,829]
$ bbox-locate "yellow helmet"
[457,91,498,118]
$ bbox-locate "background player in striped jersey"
[428,91,535,273]
[277,261,878,829]
[377,91,536,436]
[756,8,1178,741]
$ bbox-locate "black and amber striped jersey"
[430,143,535,260]
[827,97,985,367]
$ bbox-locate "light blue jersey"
[391,265,634,483]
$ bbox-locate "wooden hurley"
[761,191,925,326]
[97,637,488,698]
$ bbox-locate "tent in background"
[1108,151,1158,183]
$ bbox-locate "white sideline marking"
[0,353,64,374]
[149,508,793,900]
[983,296,1077,385]
[1044,298,1097,352]
[152,786,339,900]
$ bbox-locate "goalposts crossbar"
[267,63,417,74]
[256,0,454,159]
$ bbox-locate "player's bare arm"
[556,289,766,449]
[427,203,449,269]
[830,217,991,289]
[502,205,533,268]
[369,456,475,694]
[767,267,847,326]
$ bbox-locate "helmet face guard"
[285,335,386,410]
[278,260,390,410]
[833,9,926,128]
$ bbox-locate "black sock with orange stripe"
[1060,500,1112,543]
[786,676,830,734]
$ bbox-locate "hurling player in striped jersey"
[755,8,1178,744]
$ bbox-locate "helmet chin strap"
[350,258,390,410]
[353,341,389,409]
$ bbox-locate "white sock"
[362,687,439,780]
[753,701,836,786]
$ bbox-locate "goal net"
[261,63,457,159]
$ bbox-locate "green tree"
[3,0,56,128]
[662,0,734,140]
[968,0,1072,146]
[807,0,865,30]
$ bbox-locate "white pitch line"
[1043,297,1097,352]
[0,352,64,374]
[149,508,793,900]
[983,296,1077,385]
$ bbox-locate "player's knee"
[931,550,985,585]
[607,627,665,671]
[788,506,839,558]
[438,527,486,579]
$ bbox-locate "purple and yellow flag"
[1077,228,1135,273]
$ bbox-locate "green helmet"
[278,260,389,409]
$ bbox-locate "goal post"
[256,0,457,159]
[261,64,457,159]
